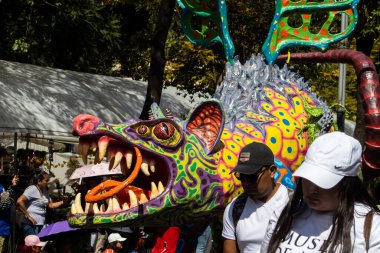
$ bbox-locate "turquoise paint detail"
[176,0,235,61]
[274,158,295,190]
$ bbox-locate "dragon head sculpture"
[68,55,334,228]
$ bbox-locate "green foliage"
[163,0,276,96]
[0,0,377,103]
[294,61,358,121]
[357,1,380,42]
[165,38,224,96]
[0,0,123,74]
[65,156,81,179]
[227,0,275,62]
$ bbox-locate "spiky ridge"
[214,54,333,135]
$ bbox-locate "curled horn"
[165,108,174,119]
[277,49,380,181]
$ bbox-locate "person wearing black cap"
[222,142,290,253]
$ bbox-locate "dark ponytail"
[268,177,380,253]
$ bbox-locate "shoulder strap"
[232,193,248,253]
[364,210,374,251]
[232,193,248,229]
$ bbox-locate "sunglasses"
[235,166,270,181]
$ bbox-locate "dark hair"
[268,177,380,253]
[105,241,119,251]
[32,172,49,185]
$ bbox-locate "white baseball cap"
[108,233,127,243]
[293,132,362,189]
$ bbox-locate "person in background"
[16,171,68,236]
[222,142,290,253]
[0,175,19,253]
[19,234,46,253]
[262,132,380,253]
[103,233,127,253]
[196,225,212,253]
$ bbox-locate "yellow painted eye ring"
[153,122,175,140]
[152,122,181,147]
[136,125,150,137]
[152,130,181,147]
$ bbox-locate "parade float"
[68,0,379,251]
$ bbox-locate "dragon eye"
[153,122,174,140]
[137,125,150,136]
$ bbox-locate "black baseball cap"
[232,142,274,175]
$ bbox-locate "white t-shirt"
[222,184,289,253]
[261,203,380,253]
[23,185,51,225]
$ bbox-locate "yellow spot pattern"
[215,81,325,200]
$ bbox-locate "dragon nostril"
[72,114,101,136]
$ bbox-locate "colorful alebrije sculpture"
[68,2,380,252]
[176,0,360,63]
[68,54,337,228]
[176,0,235,61]
[263,0,360,63]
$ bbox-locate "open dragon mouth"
[70,134,170,216]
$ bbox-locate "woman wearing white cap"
[261,132,380,253]
[103,232,127,253]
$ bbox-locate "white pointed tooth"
[125,152,132,169]
[129,190,138,208]
[84,190,91,212]
[71,203,77,214]
[122,202,129,210]
[74,193,84,213]
[158,181,164,194]
[85,202,90,213]
[100,204,106,213]
[111,152,123,170]
[139,193,148,204]
[98,136,110,162]
[93,203,100,214]
[112,196,121,211]
[141,160,150,176]
[151,182,158,199]
[106,198,113,213]
[149,161,155,173]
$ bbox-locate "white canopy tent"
[0,59,206,177]
[0,59,205,145]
